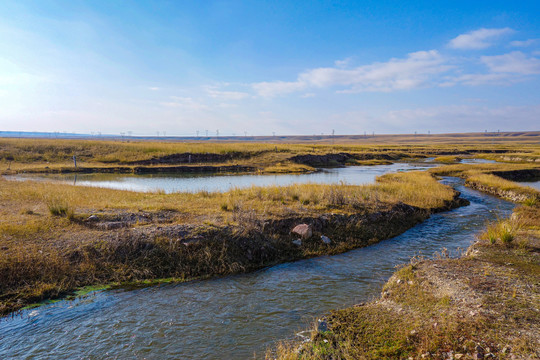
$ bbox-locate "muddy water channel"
[0,178,514,359]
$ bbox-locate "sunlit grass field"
[1,136,539,316]
[0,169,459,315]
[1,136,539,174]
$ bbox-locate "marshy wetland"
[1,136,539,359]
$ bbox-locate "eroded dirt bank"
[491,169,540,182]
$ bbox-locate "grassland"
[433,155,463,164]
[0,169,464,315]
[1,137,539,319]
[1,136,539,175]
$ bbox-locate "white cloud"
[217,102,238,108]
[440,51,540,86]
[481,51,540,74]
[148,87,160,91]
[249,26,540,99]
[252,50,451,96]
[252,80,307,97]
[247,29,540,98]
[448,27,514,49]
[510,39,538,47]
[204,86,250,100]
[444,72,518,86]
[160,96,208,110]
[334,57,353,68]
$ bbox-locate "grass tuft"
[523,197,538,207]
[480,218,519,245]
[46,198,73,218]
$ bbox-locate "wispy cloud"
[445,72,519,86]
[204,86,250,100]
[482,51,540,74]
[303,50,448,90]
[252,50,451,96]
[441,51,540,86]
[334,57,353,68]
[448,27,514,49]
[252,80,307,97]
[160,96,208,110]
[510,39,538,47]
[148,86,160,91]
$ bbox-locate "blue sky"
[1,1,539,136]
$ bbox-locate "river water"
[7,163,436,193]
[0,178,514,359]
[520,181,540,191]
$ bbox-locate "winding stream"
[0,178,514,359]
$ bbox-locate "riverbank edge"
[465,169,540,203]
[430,165,540,204]
[2,164,259,175]
[269,174,540,359]
[1,190,468,317]
[1,145,514,176]
[0,159,399,176]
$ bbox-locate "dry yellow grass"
[2,137,540,174]
[466,172,534,191]
[0,170,453,214]
[430,162,540,176]
[1,137,539,316]
[261,163,315,173]
[433,155,462,163]
[0,170,460,315]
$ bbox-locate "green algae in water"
[21,284,112,311]
[72,284,112,297]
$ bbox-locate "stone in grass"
[317,319,328,332]
[292,239,302,246]
[321,235,331,244]
[97,221,128,230]
[87,215,99,222]
[474,345,484,360]
[182,238,202,247]
[291,224,312,239]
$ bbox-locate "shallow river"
[0,178,514,359]
[9,162,435,193]
[520,181,540,191]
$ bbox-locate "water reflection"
[519,180,540,191]
[7,163,436,193]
